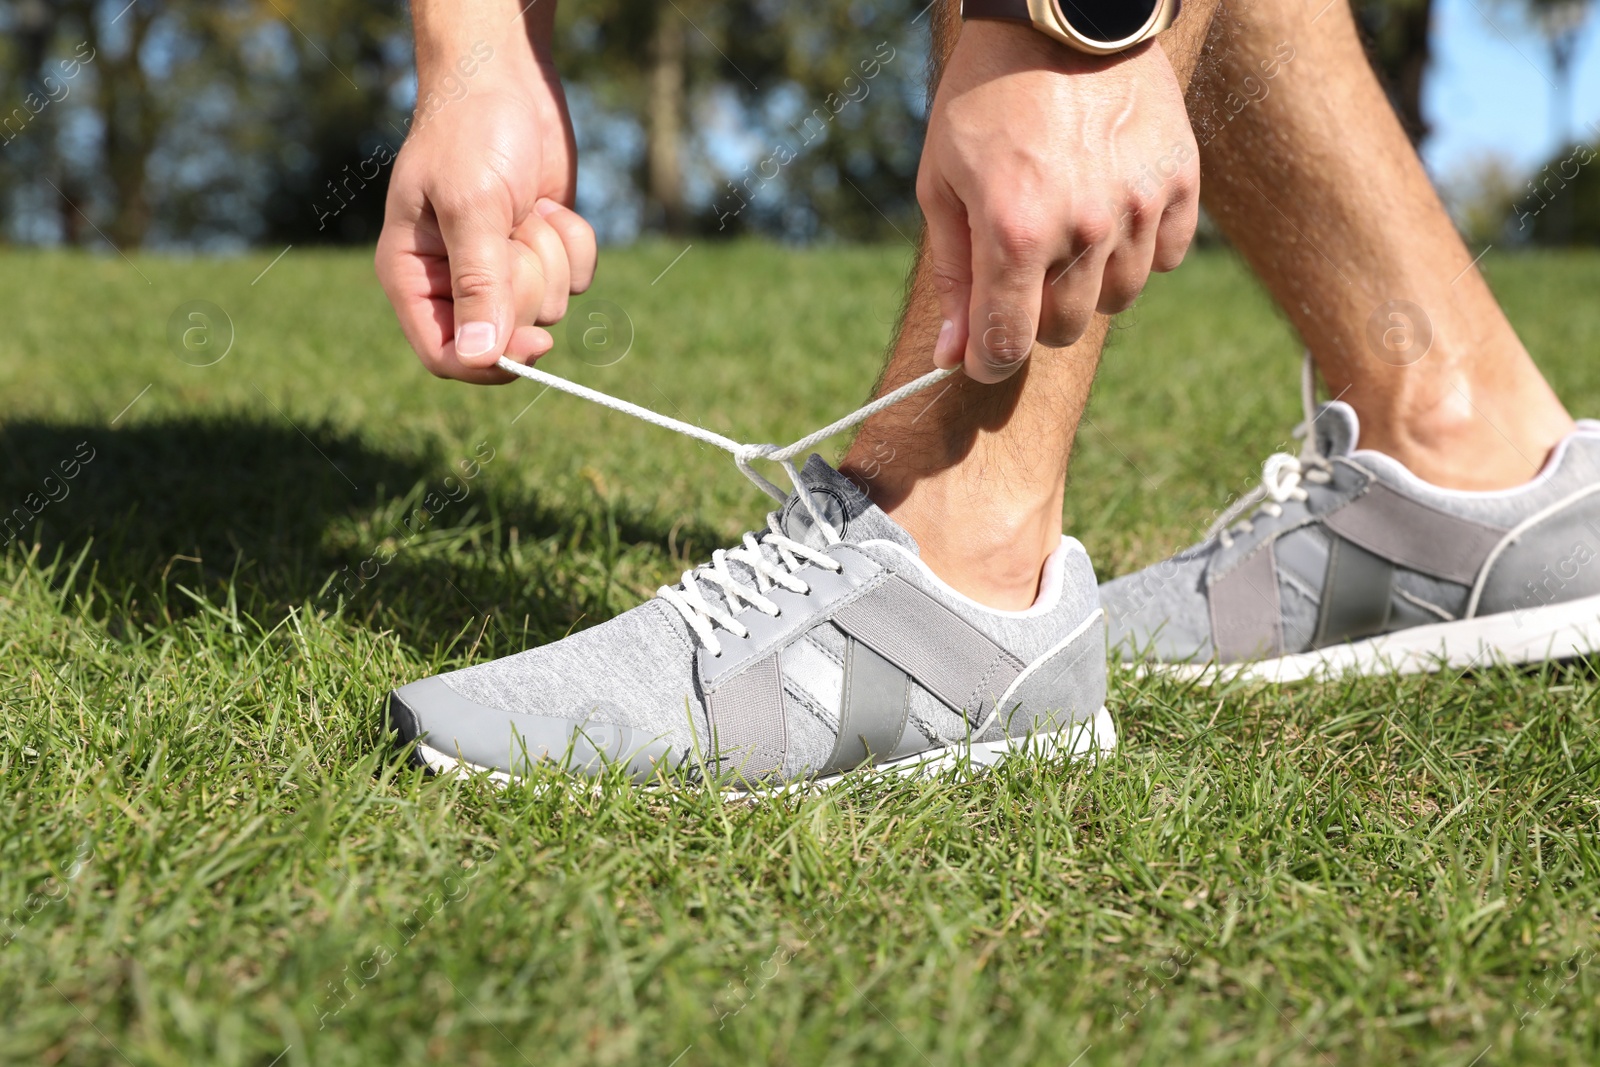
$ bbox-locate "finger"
[966,207,1053,383]
[375,223,451,368]
[536,198,598,294]
[1038,238,1112,348]
[510,212,572,326]
[503,324,555,367]
[433,185,516,370]
[1097,200,1162,315]
[917,177,973,372]
[1151,183,1199,274]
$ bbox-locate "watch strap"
[960,0,1032,23]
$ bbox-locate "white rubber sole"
[415,705,1117,796]
[1148,592,1600,685]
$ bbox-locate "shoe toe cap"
[388,676,676,779]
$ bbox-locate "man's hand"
[376,16,596,384]
[918,21,1199,383]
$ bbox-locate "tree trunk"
[648,14,687,234]
[87,5,157,248]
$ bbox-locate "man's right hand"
[918,21,1200,383]
[376,11,596,384]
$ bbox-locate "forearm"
[410,0,556,91]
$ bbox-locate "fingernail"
[934,319,955,365]
[456,321,497,359]
[535,198,562,217]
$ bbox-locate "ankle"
[859,473,1062,611]
[1351,380,1574,491]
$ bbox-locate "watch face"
[1052,0,1163,45]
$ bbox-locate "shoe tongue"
[1311,401,1360,458]
[778,454,919,554]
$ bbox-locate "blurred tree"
[553,0,927,240]
[1353,0,1435,145]
[1518,0,1593,242]
[0,0,409,247]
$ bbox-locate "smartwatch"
[960,0,1181,55]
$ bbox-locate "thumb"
[921,184,973,372]
[435,190,515,369]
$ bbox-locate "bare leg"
[842,0,1222,610]
[1195,0,1574,490]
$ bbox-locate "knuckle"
[537,293,571,325]
[451,266,499,302]
[1122,190,1158,227]
[975,307,1034,365]
[991,216,1045,263]
[1073,208,1115,249]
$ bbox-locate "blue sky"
[1424,0,1600,178]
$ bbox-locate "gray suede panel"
[779,674,839,779]
[1209,542,1282,661]
[1275,525,1331,592]
[1278,574,1321,652]
[897,682,968,756]
[1323,481,1506,584]
[833,576,1023,718]
[777,633,845,776]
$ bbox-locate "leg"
[1195,0,1574,490]
[842,0,1222,610]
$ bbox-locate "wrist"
[957,18,1141,75]
[412,0,555,95]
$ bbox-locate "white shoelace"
[495,355,954,655]
[1204,352,1334,549]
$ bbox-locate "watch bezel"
[1027,0,1178,55]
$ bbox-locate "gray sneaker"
[1100,401,1600,681]
[389,455,1111,789]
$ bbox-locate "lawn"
[3,241,1600,1066]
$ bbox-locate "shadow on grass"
[0,417,721,652]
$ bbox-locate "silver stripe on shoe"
[823,638,912,774]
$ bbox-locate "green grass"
[4,241,1600,1066]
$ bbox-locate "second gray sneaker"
[390,455,1111,789]
[1101,401,1600,681]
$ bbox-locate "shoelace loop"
[495,355,954,652]
[1206,351,1337,549]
